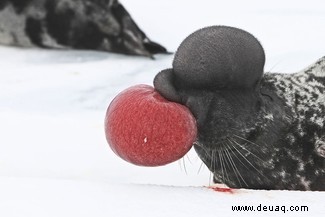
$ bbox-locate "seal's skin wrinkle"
[0,0,167,57]
[154,26,325,191]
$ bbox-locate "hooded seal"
[154,26,325,191]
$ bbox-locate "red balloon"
[105,84,197,166]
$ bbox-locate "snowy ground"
[0,0,325,216]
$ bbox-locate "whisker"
[218,149,225,183]
[230,138,266,163]
[186,154,193,165]
[197,161,204,175]
[197,142,212,158]
[196,142,217,185]
[223,142,241,185]
[211,150,216,172]
[267,60,282,72]
[220,145,230,182]
[182,157,188,175]
[226,139,250,170]
[224,142,248,186]
[209,149,216,185]
[227,138,267,179]
[233,134,259,146]
[178,159,182,171]
[209,170,213,186]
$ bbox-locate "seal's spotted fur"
[264,57,325,132]
[154,26,325,191]
[257,57,325,190]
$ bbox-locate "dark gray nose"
[153,69,182,103]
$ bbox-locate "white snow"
[0,0,325,216]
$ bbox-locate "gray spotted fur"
[256,57,325,190]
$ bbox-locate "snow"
[0,0,325,216]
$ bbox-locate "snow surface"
[0,0,325,216]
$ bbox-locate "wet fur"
[154,26,325,191]
[0,0,167,57]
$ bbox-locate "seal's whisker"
[209,170,213,186]
[233,134,259,147]
[178,157,186,174]
[182,157,188,175]
[220,145,230,182]
[197,161,204,175]
[267,60,282,72]
[230,137,273,169]
[214,149,219,170]
[196,142,212,158]
[223,142,242,185]
[218,149,225,183]
[195,144,217,184]
[227,140,251,170]
[230,137,266,163]
[186,154,193,165]
[224,142,248,186]
[211,150,216,173]
[225,141,251,178]
[178,159,183,172]
[227,138,267,179]
[210,149,216,185]
[222,148,230,182]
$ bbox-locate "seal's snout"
[153,69,182,103]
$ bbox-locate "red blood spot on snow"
[206,186,235,193]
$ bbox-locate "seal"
[154,26,325,191]
[0,0,167,57]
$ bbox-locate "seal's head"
[154,26,270,189]
[154,26,325,190]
